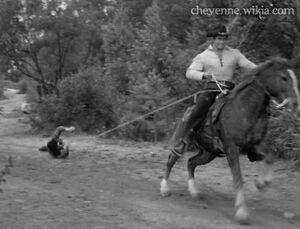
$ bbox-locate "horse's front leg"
[255,151,274,190]
[225,142,250,224]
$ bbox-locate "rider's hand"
[202,73,212,80]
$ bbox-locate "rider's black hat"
[206,24,229,38]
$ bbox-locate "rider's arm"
[186,55,211,80]
[236,49,257,71]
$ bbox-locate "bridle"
[254,76,289,109]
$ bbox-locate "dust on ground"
[0,88,299,229]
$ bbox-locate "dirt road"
[0,88,299,229]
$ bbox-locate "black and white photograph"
[0,0,299,228]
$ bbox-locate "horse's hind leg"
[160,152,180,196]
[187,149,216,197]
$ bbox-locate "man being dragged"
[39,126,75,159]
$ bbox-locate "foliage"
[0,0,299,162]
[0,74,4,99]
[116,0,152,26]
[119,71,170,141]
[0,0,111,96]
[38,67,118,132]
[0,156,14,193]
[266,109,300,160]
[116,0,180,140]
[17,78,28,94]
[102,7,135,95]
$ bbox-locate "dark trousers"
[172,91,220,156]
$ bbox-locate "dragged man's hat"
[206,24,229,37]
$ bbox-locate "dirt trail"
[0,88,299,229]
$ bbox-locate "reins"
[254,77,289,109]
[212,74,229,95]
[253,77,272,98]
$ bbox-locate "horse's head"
[256,57,300,113]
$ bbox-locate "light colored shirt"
[186,45,256,82]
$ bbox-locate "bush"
[117,112,167,142]
[2,80,18,89]
[25,83,41,104]
[0,74,4,99]
[38,67,118,132]
[17,78,28,94]
[265,109,300,160]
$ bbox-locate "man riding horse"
[171,23,262,160]
[161,24,300,224]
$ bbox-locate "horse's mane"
[243,61,273,78]
[228,61,272,98]
[229,57,290,98]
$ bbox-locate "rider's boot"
[171,129,195,156]
[171,92,218,157]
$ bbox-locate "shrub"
[17,78,28,94]
[25,83,41,104]
[116,71,172,141]
[0,74,4,99]
[265,109,300,160]
[38,67,118,132]
[117,111,167,142]
[0,156,13,192]
[2,80,18,89]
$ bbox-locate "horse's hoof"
[160,187,170,197]
[188,179,199,198]
[188,187,199,198]
[255,179,264,190]
[235,206,250,225]
[255,179,271,191]
[160,191,170,197]
[190,191,199,198]
[160,179,170,197]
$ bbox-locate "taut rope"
[97,89,221,137]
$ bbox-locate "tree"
[131,0,174,78]
[116,0,152,26]
[234,0,300,60]
[0,0,110,97]
[121,70,171,141]
[158,0,192,43]
[101,7,136,96]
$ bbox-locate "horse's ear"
[268,55,286,64]
[264,60,274,67]
[244,60,273,77]
[268,55,291,68]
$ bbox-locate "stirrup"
[171,139,188,157]
[171,149,183,157]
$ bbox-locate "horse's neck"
[237,81,270,120]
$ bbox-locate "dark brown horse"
[160,57,300,224]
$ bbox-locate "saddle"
[206,93,228,125]
[205,77,256,126]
